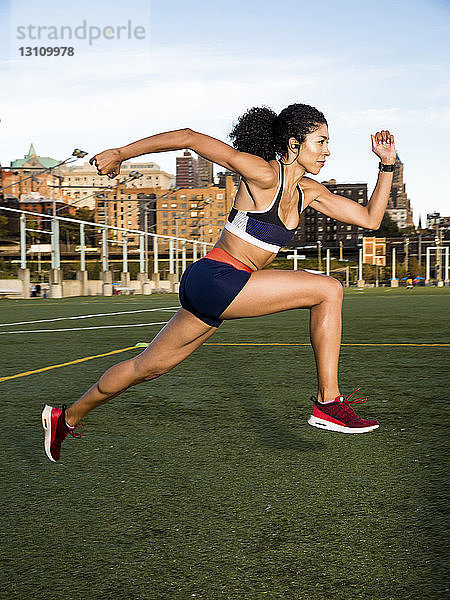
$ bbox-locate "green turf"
[0,288,449,599]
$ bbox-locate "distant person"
[42,103,396,461]
[30,283,41,297]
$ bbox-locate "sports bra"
[224,160,304,252]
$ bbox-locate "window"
[163,229,168,234]
[171,203,177,208]
[163,212,168,217]
[346,234,352,239]
[172,229,176,234]
[162,203,168,208]
[182,203,187,208]
[217,194,224,199]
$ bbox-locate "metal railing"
[0,205,213,277]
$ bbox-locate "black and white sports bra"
[224,160,304,252]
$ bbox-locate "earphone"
[281,139,301,165]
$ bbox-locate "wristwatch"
[379,162,395,172]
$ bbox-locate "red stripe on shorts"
[204,248,254,273]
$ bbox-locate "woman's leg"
[220,269,343,403]
[67,269,341,425]
[65,308,217,425]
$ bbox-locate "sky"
[0,0,449,224]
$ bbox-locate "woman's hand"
[89,148,123,179]
[371,130,396,165]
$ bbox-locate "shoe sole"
[307,415,379,434]
[41,405,56,462]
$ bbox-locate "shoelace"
[342,387,367,405]
[62,404,84,438]
[328,388,367,418]
[68,423,84,439]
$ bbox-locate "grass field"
[0,288,448,600]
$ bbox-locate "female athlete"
[42,103,396,461]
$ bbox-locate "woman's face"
[295,123,330,174]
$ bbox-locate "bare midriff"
[214,228,277,272]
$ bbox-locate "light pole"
[391,246,398,287]
[404,237,409,275]
[317,240,322,271]
[435,232,441,283]
[358,247,364,287]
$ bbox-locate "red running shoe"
[41,404,82,461]
[307,389,379,434]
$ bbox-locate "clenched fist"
[89,149,123,179]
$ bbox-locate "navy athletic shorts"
[179,249,253,328]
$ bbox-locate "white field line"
[0,321,169,335]
[0,306,181,328]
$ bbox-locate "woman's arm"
[307,130,396,229]
[90,128,276,187]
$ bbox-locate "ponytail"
[229,106,278,161]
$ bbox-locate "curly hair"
[229,103,327,161]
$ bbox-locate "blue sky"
[1,0,449,223]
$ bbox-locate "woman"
[42,103,396,461]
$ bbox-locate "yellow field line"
[2,341,448,384]
[0,346,138,383]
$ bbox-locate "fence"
[0,206,213,298]
[1,206,449,298]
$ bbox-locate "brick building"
[94,186,166,246]
[176,151,198,188]
[291,180,370,249]
[197,156,214,187]
[3,144,69,203]
[61,160,172,210]
[155,176,236,249]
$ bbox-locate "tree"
[375,212,401,238]
[76,208,95,222]
[0,215,8,238]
